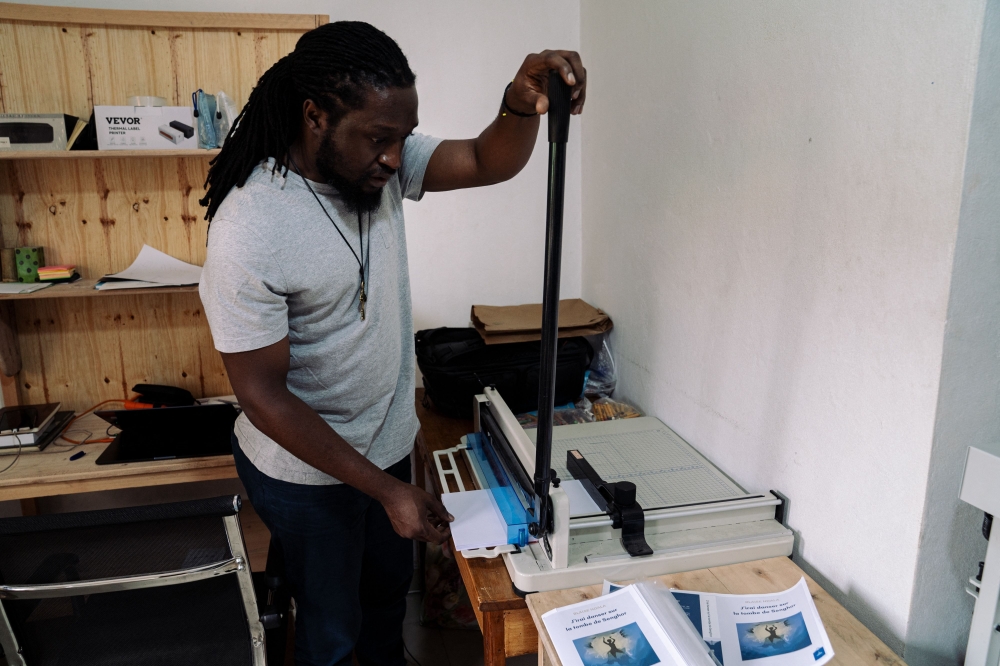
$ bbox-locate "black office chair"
[0,495,282,666]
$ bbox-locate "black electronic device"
[0,121,54,144]
[169,120,194,138]
[94,403,239,464]
[132,383,196,407]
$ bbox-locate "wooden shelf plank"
[0,3,327,30]
[0,149,221,161]
[0,279,199,300]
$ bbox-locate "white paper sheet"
[99,245,202,287]
[441,489,509,551]
[94,279,170,291]
[0,283,52,294]
[563,479,603,517]
[444,482,601,552]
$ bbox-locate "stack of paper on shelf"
[95,245,202,290]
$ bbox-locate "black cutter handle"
[547,69,572,143]
[532,70,574,541]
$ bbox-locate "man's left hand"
[422,49,586,192]
[506,50,587,117]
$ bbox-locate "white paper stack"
[95,245,202,290]
[441,480,601,552]
[0,283,52,295]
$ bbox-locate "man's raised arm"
[422,50,587,192]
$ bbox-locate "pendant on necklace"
[359,281,367,321]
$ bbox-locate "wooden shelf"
[0,279,199,300]
[0,3,326,30]
[0,149,221,161]
[0,3,325,412]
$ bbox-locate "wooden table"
[526,556,906,666]
[0,442,237,504]
[0,412,238,504]
[0,411,272,570]
[414,390,538,666]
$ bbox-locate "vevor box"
[95,106,197,150]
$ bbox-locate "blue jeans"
[233,433,413,666]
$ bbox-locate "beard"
[314,131,391,215]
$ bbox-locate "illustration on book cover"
[736,612,812,661]
[572,621,661,666]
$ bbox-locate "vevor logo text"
[106,117,141,124]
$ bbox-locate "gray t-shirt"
[200,133,443,485]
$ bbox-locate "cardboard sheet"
[471,298,612,344]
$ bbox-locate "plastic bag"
[592,397,641,421]
[517,402,594,429]
[192,89,218,149]
[584,335,617,398]
[214,91,238,147]
[420,541,479,630]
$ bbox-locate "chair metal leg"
[224,514,269,666]
[0,601,26,666]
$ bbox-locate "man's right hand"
[380,481,454,544]
[223,338,455,545]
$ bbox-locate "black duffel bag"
[415,327,594,418]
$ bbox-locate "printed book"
[600,579,834,666]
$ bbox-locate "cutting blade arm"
[532,69,574,542]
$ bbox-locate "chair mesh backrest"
[0,516,232,584]
[0,496,253,666]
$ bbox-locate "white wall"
[906,1,1000,662]
[14,0,582,330]
[579,0,985,654]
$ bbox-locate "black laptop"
[94,403,239,465]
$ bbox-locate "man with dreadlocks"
[199,20,586,666]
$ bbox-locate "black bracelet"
[500,81,537,118]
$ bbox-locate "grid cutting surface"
[549,423,749,509]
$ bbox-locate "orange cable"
[59,399,127,444]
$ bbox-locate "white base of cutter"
[442,392,796,593]
[503,518,793,593]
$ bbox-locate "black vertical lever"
[531,70,573,542]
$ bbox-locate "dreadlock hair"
[200,21,416,221]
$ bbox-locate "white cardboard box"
[95,105,197,150]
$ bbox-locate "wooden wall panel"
[0,156,211,273]
[0,6,324,408]
[15,292,228,411]
[0,22,92,116]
